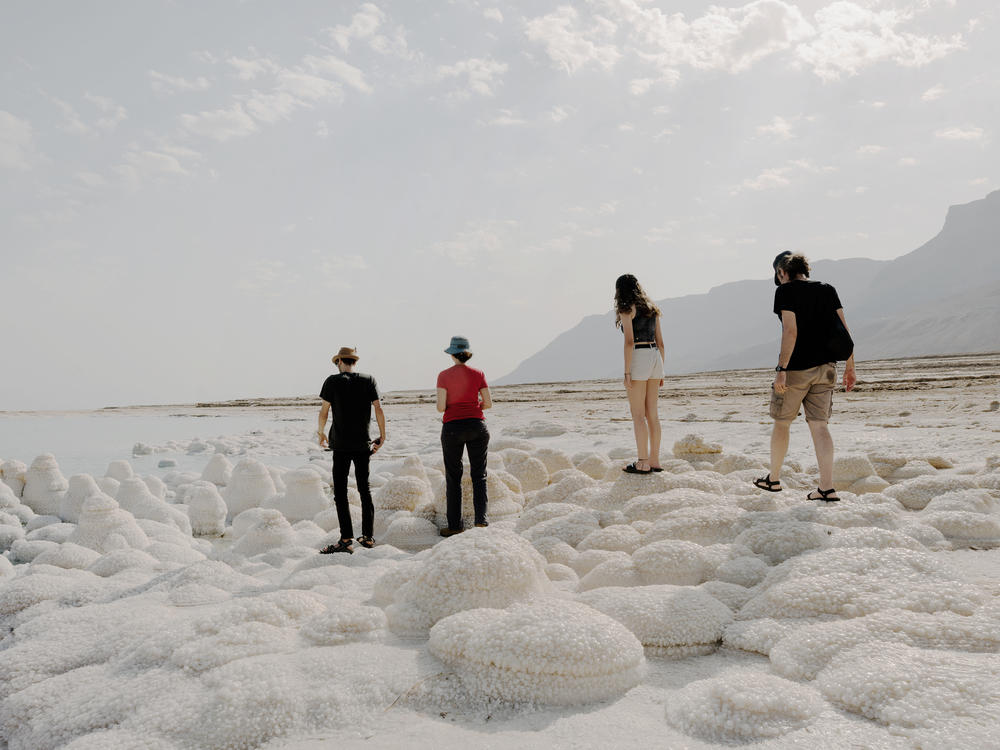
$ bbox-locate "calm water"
[0,412,313,478]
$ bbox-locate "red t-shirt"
[437,365,488,423]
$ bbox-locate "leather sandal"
[623,461,652,475]
[753,474,782,492]
[807,488,840,502]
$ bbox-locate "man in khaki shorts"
[753,252,857,501]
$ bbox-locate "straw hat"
[332,346,359,364]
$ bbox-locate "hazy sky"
[2,0,996,410]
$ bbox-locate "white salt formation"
[1,459,27,496]
[59,474,103,524]
[232,510,300,555]
[20,454,68,516]
[432,472,523,529]
[116,477,192,535]
[223,458,278,517]
[186,481,228,536]
[262,468,329,523]
[375,475,433,511]
[300,604,387,645]
[672,433,723,461]
[104,459,134,482]
[200,453,233,486]
[383,529,552,636]
[66,493,150,553]
[428,599,645,705]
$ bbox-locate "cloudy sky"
[2,0,996,410]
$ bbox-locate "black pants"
[332,449,373,539]
[441,418,489,530]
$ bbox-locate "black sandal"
[320,539,354,554]
[623,461,652,475]
[356,536,374,549]
[807,488,840,502]
[753,474,782,492]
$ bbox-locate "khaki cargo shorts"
[770,363,836,422]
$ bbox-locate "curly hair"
[779,253,811,278]
[614,274,661,328]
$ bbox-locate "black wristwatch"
[775,365,788,372]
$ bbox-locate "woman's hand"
[624,373,632,390]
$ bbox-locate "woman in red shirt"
[436,335,493,536]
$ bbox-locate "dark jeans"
[332,449,373,539]
[441,418,489,530]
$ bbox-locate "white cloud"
[599,200,620,215]
[935,126,984,141]
[180,104,258,141]
[921,83,947,101]
[548,106,570,122]
[437,57,508,98]
[316,120,329,138]
[857,144,885,155]
[115,147,190,188]
[304,55,373,94]
[49,96,90,135]
[75,171,107,188]
[432,220,517,265]
[898,156,918,166]
[227,55,280,81]
[524,6,621,74]
[328,3,412,58]
[84,94,127,132]
[236,260,295,293]
[0,111,35,170]
[628,78,654,95]
[756,115,796,140]
[149,70,212,94]
[486,109,527,126]
[484,8,503,23]
[731,158,835,194]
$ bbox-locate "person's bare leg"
[769,419,792,481]
[807,420,834,490]
[628,379,650,470]
[644,380,662,469]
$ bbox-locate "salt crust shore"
[1,356,999,750]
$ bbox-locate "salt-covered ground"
[1,354,998,750]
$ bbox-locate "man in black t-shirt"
[317,346,387,553]
[753,252,857,502]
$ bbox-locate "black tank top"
[631,313,656,342]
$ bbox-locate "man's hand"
[843,366,856,393]
[370,437,384,455]
[317,431,328,448]
[773,371,788,394]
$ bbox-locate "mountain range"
[498,190,1000,384]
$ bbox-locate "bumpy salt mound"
[665,670,825,742]
[31,542,103,570]
[26,522,74,544]
[848,474,892,494]
[831,453,876,490]
[0,556,14,577]
[1,459,27,496]
[375,475,433,511]
[21,454,68,515]
[142,474,168,501]
[868,453,908,478]
[816,642,1000,734]
[89,548,161,576]
[699,580,753,611]
[60,475,103,524]
[738,547,986,621]
[631,540,711,585]
[186,481,227,536]
[890,459,939,480]
[0,524,26,553]
[532,536,578,567]
[924,488,997,515]
[771,606,1000,681]
[733,518,832,564]
[525,470,595,508]
[104,459,134,482]
[884,475,981,510]
[622,489,717,522]
[532,446,574,474]
[642,505,746,547]
[394,455,429,482]
[715,555,769,588]
[432,473,522,529]
[381,516,440,550]
[672,433,722,461]
[67,494,150,553]
[428,598,644,705]
[223,458,278,517]
[501,449,549,492]
[262,468,329,523]
[300,604,387,645]
[919,511,1000,545]
[200,453,233,486]
[384,529,552,636]
[713,453,765,474]
[231,510,298,556]
[577,525,641,553]
[577,553,641,590]
[827,527,926,551]
[976,472,1000,490]
[787,499,903,530]
[580,585,733,655]
[572,452,612,480]
[116,477,191,535]
[520,510,601,547]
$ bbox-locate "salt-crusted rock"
[816,642,1000,735]
[867,453,908,478]
[95,476,120,498]
[666,670,825,742]
[381,516,440,550]
[571,548,626,577]
[883,475,980,510]
[59,475,103,524]
[375,475,433,512]
[104,459,134,482]
[923,489,997,515]
[10,538,59,563]
[576,524,641,554]
[733,518,832,564]
[545,563,578,589]
[713,453,765,474]
[224,458,278,517]
[738,547,986,621]
[395,455,429,482]
[889,459,939,481]
[532,447,574,474]
[898,522,950,550]
[699,580,753,611]
[142,474,168,500]
[1,459,27,496]
[300,605,387,645]
[232,510,298,556]
[521,509,601,547]
[262,468,330,523]
[847,475,892,495]
[672,433,722,461]
[975,472,1000,491]
[68,494,150,553]
[21,454,68,516]
[715,555,769,588]
[0,556,14,577]
[723,618,807,656]
[525,470,595,509]
[26,522,75,544]
[919,511,1000,545]
[31,542,104,570]
[632,540,710,585]
[580,584,733,656]
[531,536,579,567]
[201,453,233,486]
[642,505,746,547]
[572,452,612,480]
[0,524,27,553]
[187,481,228,537]
[827,527,926,551]
[384,529,552,636]
[116,477,192,535]
[577,553,642,590]
[432,472,523,529]
[831,454,877,490]
[89,548,162,576]
[428,599,645,705]
[501,449,549,492]
[771,607,1000,681]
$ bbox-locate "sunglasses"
[340,359,357,366]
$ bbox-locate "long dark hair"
[614,274,660,328]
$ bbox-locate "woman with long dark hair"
[615,274,665,474]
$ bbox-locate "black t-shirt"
[773,279,844,370]
[319,372,380,451]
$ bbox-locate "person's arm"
[436,387,448,413]
[837,308,857,392]
[654,315,665,386]
[371,400,386,453]
[621,307,635,389]
[317,400,330,447]
[479,386,493,410]
[774,310,797,394]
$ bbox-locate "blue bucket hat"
[444,336,472,356]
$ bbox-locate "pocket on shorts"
[768,389,785,419]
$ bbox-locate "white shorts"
[631,347,663,381]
